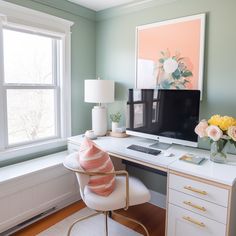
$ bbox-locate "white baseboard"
[149,190,166,209]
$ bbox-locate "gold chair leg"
[112,211,150,236]
[105,211,108,236]
[67,211,101,236]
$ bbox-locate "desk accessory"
[179,154,206,165]
[110,112,122,132]
[84,78,114,136]
[127,144,161,156]
[163,152,174,157]
[108,131,129,138]
[114,127,126,133]
[84,130,97,140]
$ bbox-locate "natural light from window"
[3,29,58,145]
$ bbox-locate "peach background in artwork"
[138,19,201,89]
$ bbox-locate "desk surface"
[68,135,236,186]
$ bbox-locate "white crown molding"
[14,0,96,21]
[0,1,74,29]
[96,0,177,21]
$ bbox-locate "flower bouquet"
[195,115,236,163]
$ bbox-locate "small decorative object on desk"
[84,130,97,140]
[180,153,206,165]
[195,115,236,163]
[110,112,122,132]
[108,131,129,138]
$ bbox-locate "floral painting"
[156,49,193,89]
[136,14,205,93]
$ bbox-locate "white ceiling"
[67,0,143,11]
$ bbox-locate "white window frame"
[0,1,74,161]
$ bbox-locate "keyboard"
[127,144,161,156]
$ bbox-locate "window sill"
[0,150,68,184]
[0,138,67,164]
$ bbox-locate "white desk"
[68,135,236,236]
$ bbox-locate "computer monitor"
[126,89,200,148]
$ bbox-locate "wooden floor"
[13,201,166,236]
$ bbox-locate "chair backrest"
[63,153,90,201]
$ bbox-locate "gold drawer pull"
[184,185,207,195]
[183,216,206,227]
[183,201,206,212]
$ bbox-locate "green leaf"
[160,51,165,56]
[183,79,190,85]
[177,83,186,89]
[172,69,181,80]
[110,112,121,122]
[159,58,164,63]
[216,139,228,152]
[182,70,193,77]
[160,79,171,89]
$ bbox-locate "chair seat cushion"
[83,176,151,211]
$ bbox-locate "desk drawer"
[168,204,226,236]
[169,174,229,207]
[169,189,227,224]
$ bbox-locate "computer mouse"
[163,152,174,157]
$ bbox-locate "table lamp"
[84,78,114,136]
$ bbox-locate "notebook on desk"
[179,154,206,165]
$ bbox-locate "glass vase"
[210,140,228,164]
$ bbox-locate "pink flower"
[194,120,208,138]
[228,126,236,141]
[206,125,223,141]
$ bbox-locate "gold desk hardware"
[183,201,207,212]
[184,185,207,195]
[182,216,206,227]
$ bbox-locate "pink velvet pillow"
[79,138,115,196]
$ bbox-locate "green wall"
[95,0,236,192]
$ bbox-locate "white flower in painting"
[163,58,178,74]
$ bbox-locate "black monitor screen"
[126,89,200,143]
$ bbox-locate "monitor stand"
[149,141,171,150]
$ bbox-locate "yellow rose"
[219,116,236,131]
[208,115,236,131]
[208,115,221,126]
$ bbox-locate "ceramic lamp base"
[92,106,107,136]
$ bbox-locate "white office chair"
[63,153,151,236]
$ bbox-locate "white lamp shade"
[84,80,114,103]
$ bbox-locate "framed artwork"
[135,14,205,94]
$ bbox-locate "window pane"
[7,89,57,145]
[3,29,53,84]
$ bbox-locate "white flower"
[163,58,178,73]
[194,120,208,138]
[206,125,223,141]
[228,126,236,141]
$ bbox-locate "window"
[3,28,59,146]
[0,1,73,160]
